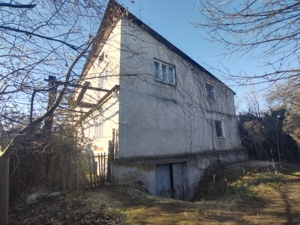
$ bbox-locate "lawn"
[9,162,300,225]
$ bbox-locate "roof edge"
[80,0,236,94]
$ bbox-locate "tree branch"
[0,25,79,51]
[0,114,25,125]
[0,3,36,9]
[0,39,93,158]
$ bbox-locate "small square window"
[98,53,104,66]
[206,84,214,98]
[215,120,224,138]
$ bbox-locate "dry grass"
[9,163,300,225]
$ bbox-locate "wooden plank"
[87,154,93,188]
[76,82,90,105]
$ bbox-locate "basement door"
[156,162,185,200]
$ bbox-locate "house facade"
[77,0,247,200]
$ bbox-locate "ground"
[9,161,300,225]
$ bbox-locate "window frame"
[98,69,109,89]
[103,70,109,86]
[94,119,103,139]
[153,59,176,85]
[215,120,224,138]
[206,84,214,98]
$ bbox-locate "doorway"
[155,162,185,200]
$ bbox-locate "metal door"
[172,163,184,200]
[156,164,172,198]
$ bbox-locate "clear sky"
[117,0,269,111]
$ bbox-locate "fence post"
[93,158,98,187]
[107,140,113,181]
[87,154,93,188]
[112,129,115,160]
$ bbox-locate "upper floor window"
[98,70,109,89]
[103,70,109,86]
[154,60,175,85]
[98,53,104,66]
[215,120,224,138]
[206,84,214,98]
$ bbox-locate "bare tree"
[195,0,300,86]
[0,1,108,224]
[267,78,300,151]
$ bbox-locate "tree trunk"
[276,133,281,162]
[0,156,9,225]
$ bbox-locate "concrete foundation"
[112,148,248,201]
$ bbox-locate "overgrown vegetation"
[9,126,87,201]
[238,108,300,162]
[9,163,300,225]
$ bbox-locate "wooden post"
[100,153,104,185]
[103,153,106,182]
[107,140,113,181]
[0,156,9,225]
[87,154,93,188]
[112,129,115,160]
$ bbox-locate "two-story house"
[76,0,247,200]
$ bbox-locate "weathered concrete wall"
[79,20,122,154]
[112,148,248,200]
[118,18,242,158]
[79,14,247,201]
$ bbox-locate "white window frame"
[94,119,103,139]
[153,59,176,85]
[215,120,224,138]
[206,84,214,98]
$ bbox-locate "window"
[206,84,214,98]
[103,70,109,86]
[153,60,175,85]
[215,120,224,138]
[98,75,103,88]
[154,61,159,79]
[94,121,103,139]
[98,70,109,89]
[98,53,104,66]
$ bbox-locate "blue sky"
[117,0,269,111]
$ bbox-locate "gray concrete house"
[77,0,247,200]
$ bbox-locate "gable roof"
[80,0,234,93]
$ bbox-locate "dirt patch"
[9,163,300,225]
